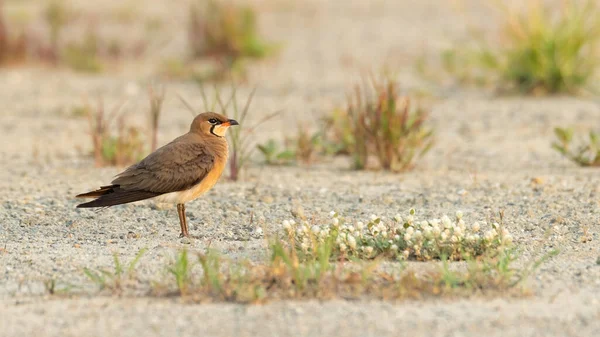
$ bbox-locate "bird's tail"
[76,185,116,198]
[76,185,160,208]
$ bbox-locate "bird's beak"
[222,119,239,127]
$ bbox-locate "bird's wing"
[112,137,215,194]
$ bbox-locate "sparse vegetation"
[256,139,295,165]
[168,249,191,296]
[0,0,147,72]
[0,0,29,65]
[83,248,147,294]
[552,127,600,166]
[145,210,554,302]
[257,125,321,166]
[86,87,164,167]
[161,0,276,82]
[188,0,274,78]
[148,85,166,152]
[437,0,600,94]
[326,77,434,171]
[77,210,557,303]
[86,98,142,167]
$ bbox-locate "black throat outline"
[210,125,223,138]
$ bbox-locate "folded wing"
[76,136,215,208]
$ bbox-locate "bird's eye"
[208,118,219,125]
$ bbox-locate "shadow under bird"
[75,112,238,238]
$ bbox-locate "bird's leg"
[177,203,189,238]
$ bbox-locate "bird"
[75,112,239,238]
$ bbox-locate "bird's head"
[190,112,239,138]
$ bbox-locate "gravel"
[0,0,599,336]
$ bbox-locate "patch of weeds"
[83,248,147,294]
[62,28,104,73]
[256,139,295,165]
[0,1,28,65]
[179,85,279,180]
[152,212,554,302]
[257,125,321,166]
[86,98,142,167]
[325,76,434,171]
[44,278,76,295]
[0,0,147,72]
[168,249,191,296]
[436,0,600,94]
[148,85,165,152]
[86,88,163,167]
[188,0,275,61]
[163,0,277,83]
[552,127,600,166]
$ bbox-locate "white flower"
[456,210,463,220]
[347,235,357,249]
[420,221,429,228]
[458,219,465,228]
[296,228,304,236]
[381,231,388,238]
[300,242,309,251]
[451,235,459,243]
[406,227,415,235]
[441,232,448,241]
[347,225,355,232]
[255,227,263,235]
[356,222,364,230]
[394,214,403,222]
[406,215,414,224]
[414,230,422,239]
[423,228,433,238]
[441,215,452,229]
[453,227,462,237]
[484,230,495,241]
[283,220,291,230]
[472,221,481,232]
[311,225,320,234]
[404,233,412,241]
[370,214,378,221]
[329,211,336,217]
[394,234,400,241]
[432,227,441,236]
[339,243,347,252]
[503,234,513,244]
[390,244,398,251]
[332,218,340,226]
[402,249,410,259]
[364,246,373,255]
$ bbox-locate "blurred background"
[0,0,598,173]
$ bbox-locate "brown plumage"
[76,112,239,237]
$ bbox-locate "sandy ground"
[0,0,599,336]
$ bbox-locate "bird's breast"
[154,153,228,204]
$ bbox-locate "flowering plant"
[282,209,513,261]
